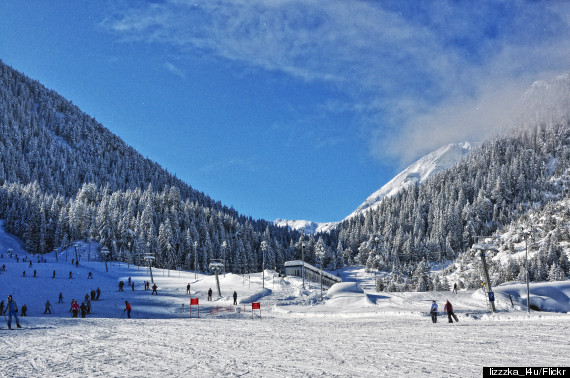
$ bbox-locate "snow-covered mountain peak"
[274,218,337,234]
[345,142,472,221]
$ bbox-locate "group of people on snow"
[430,299,458,323]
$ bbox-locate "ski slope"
[0,222,569,377]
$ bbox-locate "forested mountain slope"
[333,74,570,290]
[0,61,297,271]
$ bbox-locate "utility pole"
[261,241,267,289]
[193,241,198,280]
[521,229,533,313]
[301,229,305,290]
[222,240,228,278]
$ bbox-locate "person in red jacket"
[123,301,132,318]
[444,300,458,323]
[70,299,80,318]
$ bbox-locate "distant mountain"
[275,142,472,234]
[345,142,472,221]
[274,219,336,234]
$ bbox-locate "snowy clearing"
[0,223,569,377]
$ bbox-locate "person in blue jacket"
[430,300,438,323]
[5,295,22,329]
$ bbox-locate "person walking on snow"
[207,288,213,301]
[123,301,132,318]
[453,283,458,294]
[444,300,458,323]
[186,283,191,295]
[6,295,22,329]
[430,300,438,323]
[152,284,158,295]
[44,300,52,314]
[96,287,101,300]
[80,302,87,318]
[70,300,79,318]
[233,291,238,305]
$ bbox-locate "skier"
[70,300,79,318]
[96,287,101,300]
[44,300,52,314]
[87,272,93,279]
[128,277,131,286]
[5,295,22,329]
[58,292,64,303]
[52,270,56,279]
[20,304,27,316]
[131,282,135,291]
[207,288,213,301]
[33,269,37,277]
[186,283,191,295]
[152,284,158,295]
[86,299,91,314]
[123,301,132,318]
[233,291,238,305]
[90,289,96,300]
[80,302,87,318]
[453,283,458,294]
[430,300,438,323]
[69,271,73,279]
[22,270,25,277]
[119,281,124,291]
[444,300,458,323]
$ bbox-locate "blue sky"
[1,1,569,223]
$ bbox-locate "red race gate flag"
[190,298,199,318]
[252,302,261,319]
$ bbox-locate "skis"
[0,326,54,331]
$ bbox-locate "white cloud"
[164,62,185,78]
[102,0,570,165]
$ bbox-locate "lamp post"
[222,240,228,278]
[521,229,533,314]
[261,241,267,289]
[315,241,325,301]
[74,243,80,263]
[127,242,131,269]
[193,241,198,279]
[301,229,305,290]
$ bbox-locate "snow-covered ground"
[0,222,569,377]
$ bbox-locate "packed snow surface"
[0,222,568,377]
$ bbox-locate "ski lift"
[209,259,224,273]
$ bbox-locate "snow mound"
[327,282,364,298]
